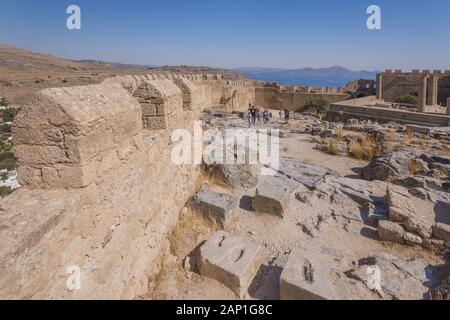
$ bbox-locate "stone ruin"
[1,71,449,300]
[0,74,255,299]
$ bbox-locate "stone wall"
[0,74,254,299]
[378,70,450,110]
[255,87,350,111]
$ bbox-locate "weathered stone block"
[404,232,422,246]
[192,188,237,228]
[280,248,338,300]
[403,218,432,239]
[378,220,405,244]
[252,175,299,217]
[387,185,415,222]
[432,223,450,242]
[199,231,263,298]
[143,116,166,129]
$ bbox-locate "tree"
[305,98,330,117]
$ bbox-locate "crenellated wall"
[254,87,350,111]
[0,74,256,299]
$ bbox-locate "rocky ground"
[149,111,450,300]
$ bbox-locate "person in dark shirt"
[284,108,290,124]
[250,106,257,125]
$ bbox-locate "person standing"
[250,106,257,125]
[284,108,290,124]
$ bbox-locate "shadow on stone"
[434,200,450,225]
[360,227,379,241]
[247,264,283,300]
[239,195,254,212]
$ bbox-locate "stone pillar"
[427,75,438,106]
[447,98,450,115]
[376,73,383,100]
[418,76,428,112]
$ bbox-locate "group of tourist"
[247,104,290,127]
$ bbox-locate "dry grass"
[408,160,423,175]
[430,291,450,301]
[406,128,414,139]
[386,128,398,141]
[349,137,376,161]
[321,139,339,156]
[443,145,450,156]
[336,127,344,141]
[381,142,397,155]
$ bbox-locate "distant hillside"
[0,44,242,102]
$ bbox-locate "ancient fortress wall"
[254,87,350,111]
[0,74,255,299]
[378,70,450,109]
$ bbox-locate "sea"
[242,73,370,88]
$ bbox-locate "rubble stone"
[192,187,237,228]
[378,220,405,244]
[432,223,450,242]
[252,175,299,217]
[362,152,411,181]
[387,185,415,222]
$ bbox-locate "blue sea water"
[242,73,364,88]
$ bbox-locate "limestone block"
[192,187,237,228]
[387,185,415,222]
[378,220,405,244]
[143,116,166,130]
[432,223,450,242]
[252,175,299,217]
[14,145,69,165]
[404,232,422,246]
[280,248,339,300]
[403,218,432,239]
[199,231,263,298]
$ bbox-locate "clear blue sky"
[0,0,449,70]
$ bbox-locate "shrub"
[0,158,16,171]
[2,107,18,123]
[305,99,330,117]
[0,186,13,198]
[0,98,8,107]
[395,95,418,105]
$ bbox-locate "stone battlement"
[384,69,450,75]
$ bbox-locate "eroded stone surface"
[280,247,340,300]
[192,187,238,228]
[199,231,263,298]
[252,175,299,217]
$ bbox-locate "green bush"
[0,98,8,107]
[395,95,418,105]
[0,151,14,162]
[0,158,16,171]
[2,107,18,123]
[305,99,330,116]
[0,186,13,198]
